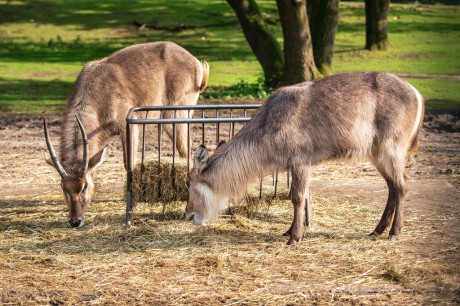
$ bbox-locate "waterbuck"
[185,72,424,245]
[44,41,209,228]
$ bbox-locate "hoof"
[388,235,399,241]
[287,237,301,246]
[368,231,380,239]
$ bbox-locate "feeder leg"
[305,195,311,228]
[126,190,133,228]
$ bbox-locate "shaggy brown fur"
[186,72,424,245]
[44,41,209,227]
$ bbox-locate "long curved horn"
[76,115,89,178]
[43,118,68,178]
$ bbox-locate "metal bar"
[287,170,290,189]
[173,110,177,161]
[187,110,191,171]
[230,109,234,138]
[259,176,263,199]
[127,104,261,116]
[305,196,311,228]
[229,109,233,141]
[158,113,163,200]
[125,122,133,228]
[141,111,149,165]
[274,170,279,198]
[216,109,219,144]
[127,117,254,125]
[141,124,146,164]
[201,109,205,144]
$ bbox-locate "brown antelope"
[44,41,209,227]
[185,72,424,245]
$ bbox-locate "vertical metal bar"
[187,110,191,172]
[230,109,235,138]
[287,170,290,189]
[125,121,133,228]
[259,176,263,199]
[158,113,163,200]
[305,196,311,228]
[172,111,177,197]
[173,110,177,160]
[274,170,279,198]
[172,130,176,176]
[216,109,220,144]
[141,111,148,165]
[201,109,205,144]
[229,109,233,140]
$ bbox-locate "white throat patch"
[196,182,228,221]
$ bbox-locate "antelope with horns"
[185,72,424,245]
[44,41,209,228]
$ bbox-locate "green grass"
[0,1,459,113]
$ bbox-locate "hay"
[131,158,189,204]
[131,159,292,215]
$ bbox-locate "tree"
[276,0,319,85]
[228,0,321,86]
[226,0,284,87]
[365,0,390,51]
[308,0,340,76]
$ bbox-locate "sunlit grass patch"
[1,1,459,113]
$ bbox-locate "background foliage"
[0,0,459,113]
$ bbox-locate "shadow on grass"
[0,78,72,112]
[338,21,458,34]
[0,0,250,62]
[0,78,72,96]
[0,41,131,63]
[0,0,234,29]
[425,99,460,115]
[0,36,253,63]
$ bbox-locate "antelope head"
[185,144,228,225]
[43,116,106,228]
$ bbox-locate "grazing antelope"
[185,72,424,245]
[44,41,209,228]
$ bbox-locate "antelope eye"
[82,183,88,192]
[185,181,190,189]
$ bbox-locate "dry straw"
[131,157,189,204]
[131,157,291,217]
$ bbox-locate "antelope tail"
[200,60,209,92]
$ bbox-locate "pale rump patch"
[194,57,203,90]
[406,82,423,139]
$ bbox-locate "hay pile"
[131,158,189,204]
[131,158,292,210]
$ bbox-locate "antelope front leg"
[287,166,310,245]
[283,189,311,237]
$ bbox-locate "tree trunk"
[365,0,390,51]
[276,0,319,85]
[308,0,340,76]
[227,0,284,87]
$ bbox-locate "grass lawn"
[0,0,459,113]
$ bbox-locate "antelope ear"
[43,149,57,168]
[88,147,107,173]
[193,144,209,174]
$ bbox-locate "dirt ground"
[0,112,459,304]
